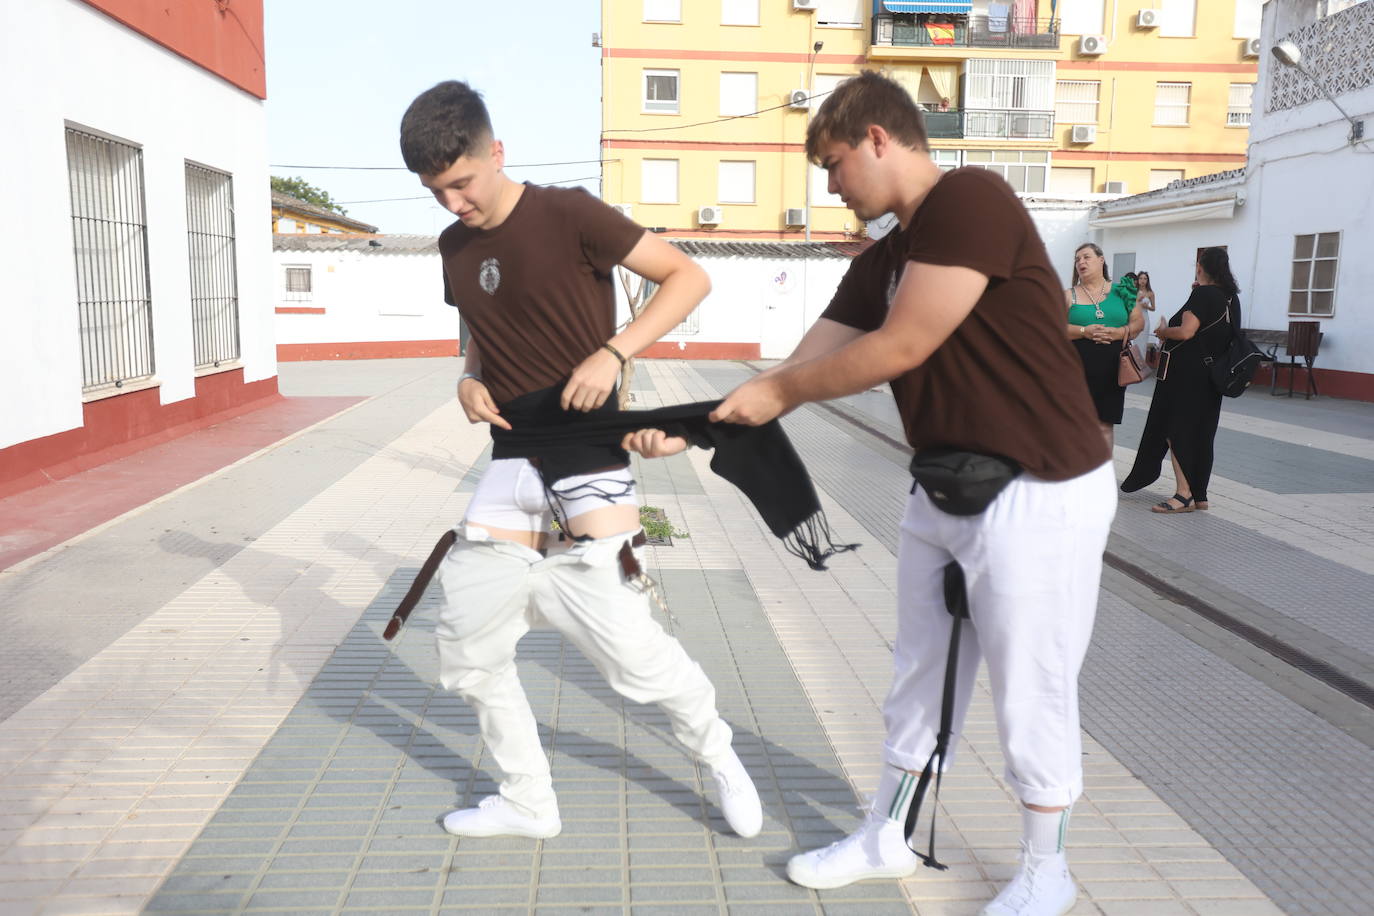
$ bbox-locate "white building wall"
[272,250,460,346]
[614,256,851,360]
[1095,0,1374,377]
[0,0,274,450]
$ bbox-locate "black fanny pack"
[909,447,1022,516]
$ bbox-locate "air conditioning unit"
[1135,9,1160,28]
[1078,35,1108,55]
[1243,37,1261,58]
[793,0,817,10]
[788,89,810,109]
[610,203,633,219]
[784,207,807,226]
[1104,180,1128,194]
[697,205,722,225]
[1070,124,1097,144]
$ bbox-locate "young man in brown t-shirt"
[627,72,1115,915]
[398,81,761,843]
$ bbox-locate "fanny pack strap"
[901,560,969,870]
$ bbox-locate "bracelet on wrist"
[602,342,628,367]
[459,372,482,386]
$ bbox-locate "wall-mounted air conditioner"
[697,205,722,225]
[793,0,817,10]
[610,203,633,218]
[1079,35,1108,55]
[1243,38,1261,58]
[1071,124,1097,143]
[1104,180,1128,194]
[788,89,810,109]
[1136,9,1160,28]
[784,208,807,226]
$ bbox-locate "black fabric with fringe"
[489,384,859,570]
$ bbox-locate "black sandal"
[1151,494,1194,513]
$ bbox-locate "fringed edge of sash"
[782,510,861,571]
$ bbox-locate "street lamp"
[804,40,823,242]
[1271,39,1365,142]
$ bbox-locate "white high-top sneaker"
[441,795,561,839]
[706,747,763,838]
[785,811,919,889]
[980,844,1077,916]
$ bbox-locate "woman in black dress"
[1120,247,1240,512]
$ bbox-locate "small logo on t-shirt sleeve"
[478,257,501,295]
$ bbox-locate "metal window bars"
[185,162,241,368]
[65,127,155,392]
[283,266,313,301]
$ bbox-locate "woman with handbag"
[1120,247,1240,512]
[1065,243,1145,450]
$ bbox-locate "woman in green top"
[1064,243,1144,450]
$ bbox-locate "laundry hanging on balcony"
[878,1,974,13]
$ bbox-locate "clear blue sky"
[264,0,603,235]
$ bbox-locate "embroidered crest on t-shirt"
[478,258,501,295]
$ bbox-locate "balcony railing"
[872,15,1060,50]
[923,110,964,139]
[964,109,1054,140]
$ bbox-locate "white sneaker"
[441,795,561,839]
[980,847,1077,916]
[707,748,763,838]
[786,811,919,889]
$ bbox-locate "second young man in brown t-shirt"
[401,80,763,846]
[626,72,1115,916]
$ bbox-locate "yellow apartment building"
[271,190,378,236]
[599,0,1260,240]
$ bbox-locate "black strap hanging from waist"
[901,560,970,871]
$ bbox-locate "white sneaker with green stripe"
[979,845,1077,916]
[785,809,918,889]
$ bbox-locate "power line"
[601,89,835,134]
[271,158,618,171]
[338,174,602,204]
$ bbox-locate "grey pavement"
[2,356,1372,915]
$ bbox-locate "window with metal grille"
[966,60,1055,110]
[1290,232,1339,316]
[284,265,313,301]
[643,69,680,113]
[65,126,155,392]
[1055,80,1100,125]
[930,149,961,172]
[1227,83,1253,127]
[185,162,240,368]
[1154,82,1191,126]
[963,149,1049,192]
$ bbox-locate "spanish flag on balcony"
[925,22,956,43]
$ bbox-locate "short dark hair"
[805,71,928,162]
[399,81,493,175]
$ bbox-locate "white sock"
[875,764,917,823]
[1022,805,1070,857]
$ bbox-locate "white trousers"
[435,511,732,819]
[884,461,1116,808]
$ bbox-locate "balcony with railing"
[924,109,1054,140]
[871,14,1060,53]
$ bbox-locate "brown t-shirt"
[821,167,1108,481]
[439,184,644,404]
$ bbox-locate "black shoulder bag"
[901,447,1021,869]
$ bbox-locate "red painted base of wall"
[0,369,280,500]
[277,340,460,361]
[638,342,761,360]
[1252,365,1374,402]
